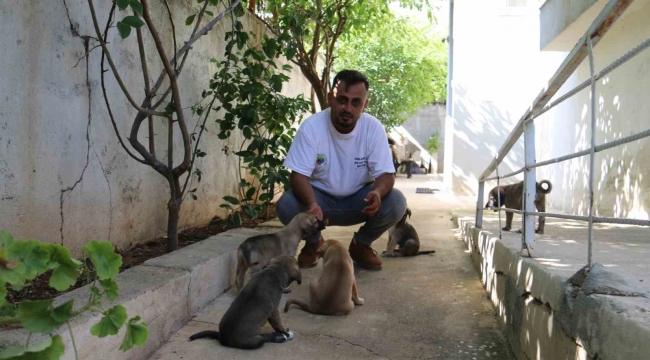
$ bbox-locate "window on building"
[506,0,527,6]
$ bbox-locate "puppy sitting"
[485,180,552,234]
[284,239,364,316]
[383,208,435,257]
[189,255,301,349]
[236,212,325,292]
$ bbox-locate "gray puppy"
[383,208,435,257]
[189,255,302,349]
[236,212,325,292]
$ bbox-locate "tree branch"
[135,19,156,159]
[87,0,168,117]
[162,0,178,73]
[141,0,191,175]
[98,1,147,165]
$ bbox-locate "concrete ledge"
[453,215,650,360]
[0,227,273,360]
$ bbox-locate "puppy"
[383,208,435,257]
[189,255,301,349]
[284,239,364,315]
[236,212,325,292]
[485,180,552,234]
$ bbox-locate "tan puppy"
[284,239,364,316]
[235,212,325,292]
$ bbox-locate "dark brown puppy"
[383,208,435,257]
[189,256,301,349]
[485,180,552,234]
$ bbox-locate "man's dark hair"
[332,70,369,91]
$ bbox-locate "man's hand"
[362,190,381,217]
[307,202,324,220]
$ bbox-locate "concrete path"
[148,175,514,360]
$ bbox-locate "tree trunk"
[298,63,329,110]
[167,196,181,252]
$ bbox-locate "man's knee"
[380,189,407,223]
[276,191,302,225]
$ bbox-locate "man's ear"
[362,98,369,112]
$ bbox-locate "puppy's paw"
[282,287,292,294]
[283,330,294,341]
[354,297,365,305]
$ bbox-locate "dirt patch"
[6,204,277,303]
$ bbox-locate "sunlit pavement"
[149,174,515,360]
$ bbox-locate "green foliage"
[0,335,65,360]
[0,232,149,359]
[115,1,145,39]
[336,13,447,128]
[91,305,127,338]
[248,0,433,108]
[192,7,310,228]
[427,133,440,154]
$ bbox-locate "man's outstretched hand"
[362,190,381,217]
[307,203,324,220]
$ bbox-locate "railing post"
[523,118,537,252]
[587,36,597,267]
[476,181,484,228]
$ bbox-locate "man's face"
[328,80,368,134]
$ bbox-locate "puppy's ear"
[406,208,412,218]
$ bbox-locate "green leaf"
[82,241,122,281]
[0,261,26,291]
[130,0,143,15]
[286,47,296,60]
[6,240,50,280]
[185,14,196,26]
[0,335,65,360]
[17,300,62,334]
[116,21,132,39]
[51,300,74,323]
[223,196,240,205]
[91,305,127,338]
[100,278,119,301]
[219,204,233,210]
[259,193,272,202]
[0,286,7,307]
[233,3,245,17]
[120,316,149,351]
[116,0,131,10]
[48,245,81,292]
[232,212,242,227]
[204,10,214,17]
[243,126,252,139]
[245,187,256,201]
[0,231,13,246]
[122,15,145,28]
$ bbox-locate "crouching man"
[276,70,407,271]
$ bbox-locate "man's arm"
[362,173,395,217]
[290,171,323,220]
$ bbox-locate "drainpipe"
[446,0,454,118]
[442,0,454,186]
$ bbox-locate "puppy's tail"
[417,250,436,255]
[189,330,220,341]
[284,298,310,313]
[539,180,553,194]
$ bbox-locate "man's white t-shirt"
[284,108,395,197]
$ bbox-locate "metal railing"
[474,0,650,266]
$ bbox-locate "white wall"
[536,0,650,218]
[0,0,312,255]
[448,0,566,196]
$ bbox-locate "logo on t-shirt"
[354,156,368,169]
[316,154,327,166]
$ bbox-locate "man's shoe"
[349,240,382,271]
[298,236,324,268]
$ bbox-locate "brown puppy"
[383,208,435,257]
[189,255,301,349]
[485,180,552,234]
[284,239,364,316]
[236,212,325,292]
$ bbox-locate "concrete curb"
[453,214,650,360]
[0,227,273,360]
